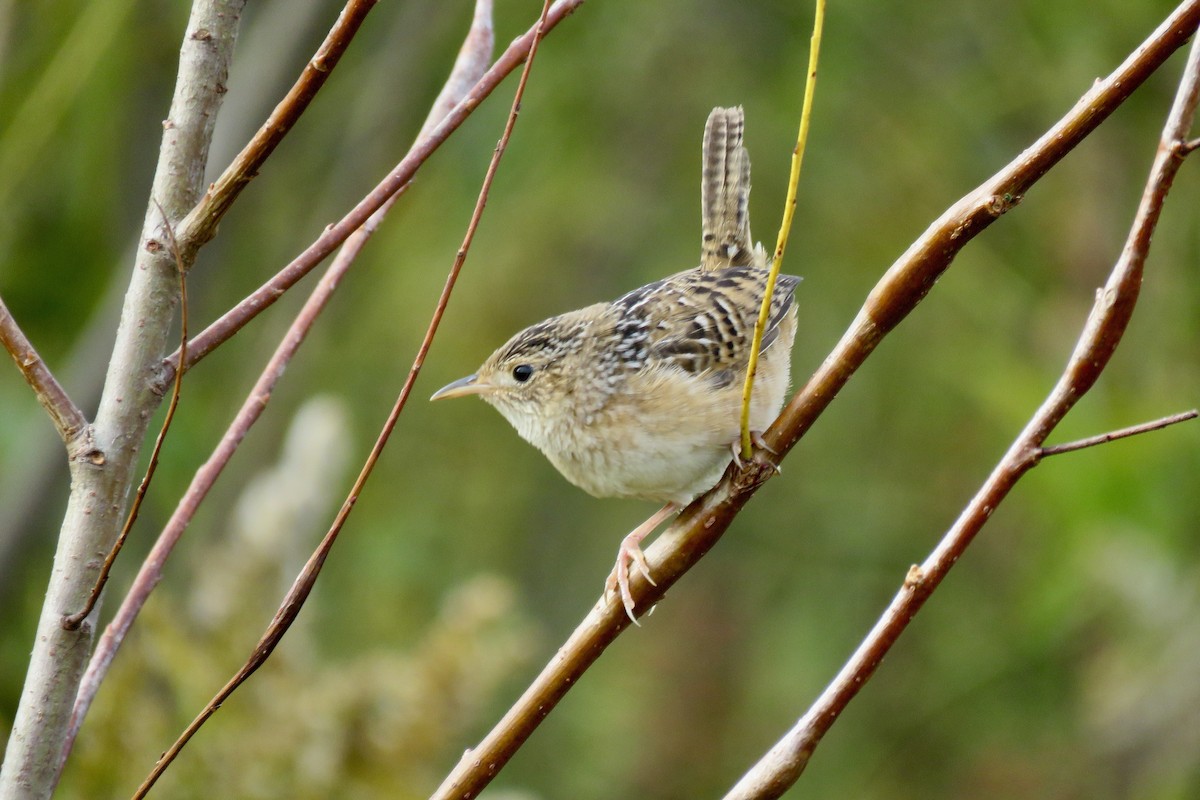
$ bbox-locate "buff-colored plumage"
[432,107,800,619]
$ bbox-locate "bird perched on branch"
[432,106,800,621]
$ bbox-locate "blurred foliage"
[1,0,1198,797]
[58,397,537,798]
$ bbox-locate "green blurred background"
[2,0,1198,797]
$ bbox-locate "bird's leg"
[606,502,678,623]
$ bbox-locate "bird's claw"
[729,431,782,473]
[602,503,675,624]
[606,535,657,624]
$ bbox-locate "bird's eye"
[511,364,535,383]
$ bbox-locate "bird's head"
[430,307,606,441]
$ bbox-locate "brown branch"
[174,0,379,261]
[1039,409,1198,457]
[154,0,587,390]
[0,294,90,454]
[723,24,1200,800]
[62,0,501,768]
[61,206,189,632]
[129,2,550,796]
[428,3,1200,799]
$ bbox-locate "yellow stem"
[739,0,825,460]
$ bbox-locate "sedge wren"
[432,107,800,620]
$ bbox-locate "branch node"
[987,192,1020,216]
[904,564,925,589]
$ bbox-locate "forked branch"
[1039,409,1198,457]
[63,0,505,769]
[724,27,1200,800]
[174,0,380,260]
[428,3,1200,798]
[128,2,551,795]
[156,0,588,388]
[0,295,89,454]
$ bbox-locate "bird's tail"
[700,106,764,271]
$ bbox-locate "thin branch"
[1,1,373,609]
[61,206,189,632]
[0,294,90,452]
[427,4,1200,799]
[130,2,549,795]
[155,0,587,390]
[0,1,244,796]
[1039,409,1198,457]
[63,0,500,766]
[1180,135,1200,153]
[739,0,824,460]
[174,0,379,261]
[723,24,1200,800]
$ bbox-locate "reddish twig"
[0,295,89,455]
[127,2,552,795]
[1039,409,1198,457]
[155,0,587,390]
[427,4,1200,799]
[61,205,189,632]
[723,27,1200,800]
[130,2,545,794]
[175,0,379,261]
[63,0,501,768]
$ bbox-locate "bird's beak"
[430,374,489,401]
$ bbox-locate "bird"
[431,106,800,621]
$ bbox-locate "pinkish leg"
[606,503,677,623]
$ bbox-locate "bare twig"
[155,0,588,389]
[61,206,189,632]
[0,294,89,453]
[723,25,1200,800]
[1039,409,1198,457]
[428,4,1200,799]
[63,0,499,767]
[0,2,244,796]
[174,0,379,261]
[130,2,550,796]
[0,1,375,590]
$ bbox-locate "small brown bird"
[432,107,800,620]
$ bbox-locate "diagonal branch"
[129,2,550,795]
[63,0,501,768]
[723,25,1200,800]
[154,0,588,390]
[1039,409,1198,457]
[174,0,379,262]
[0,294,89,453]
[427,3,1200,798]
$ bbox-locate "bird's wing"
[612,267,800,384]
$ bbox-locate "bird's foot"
[729,430,782,473]
[604,503,676,623]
